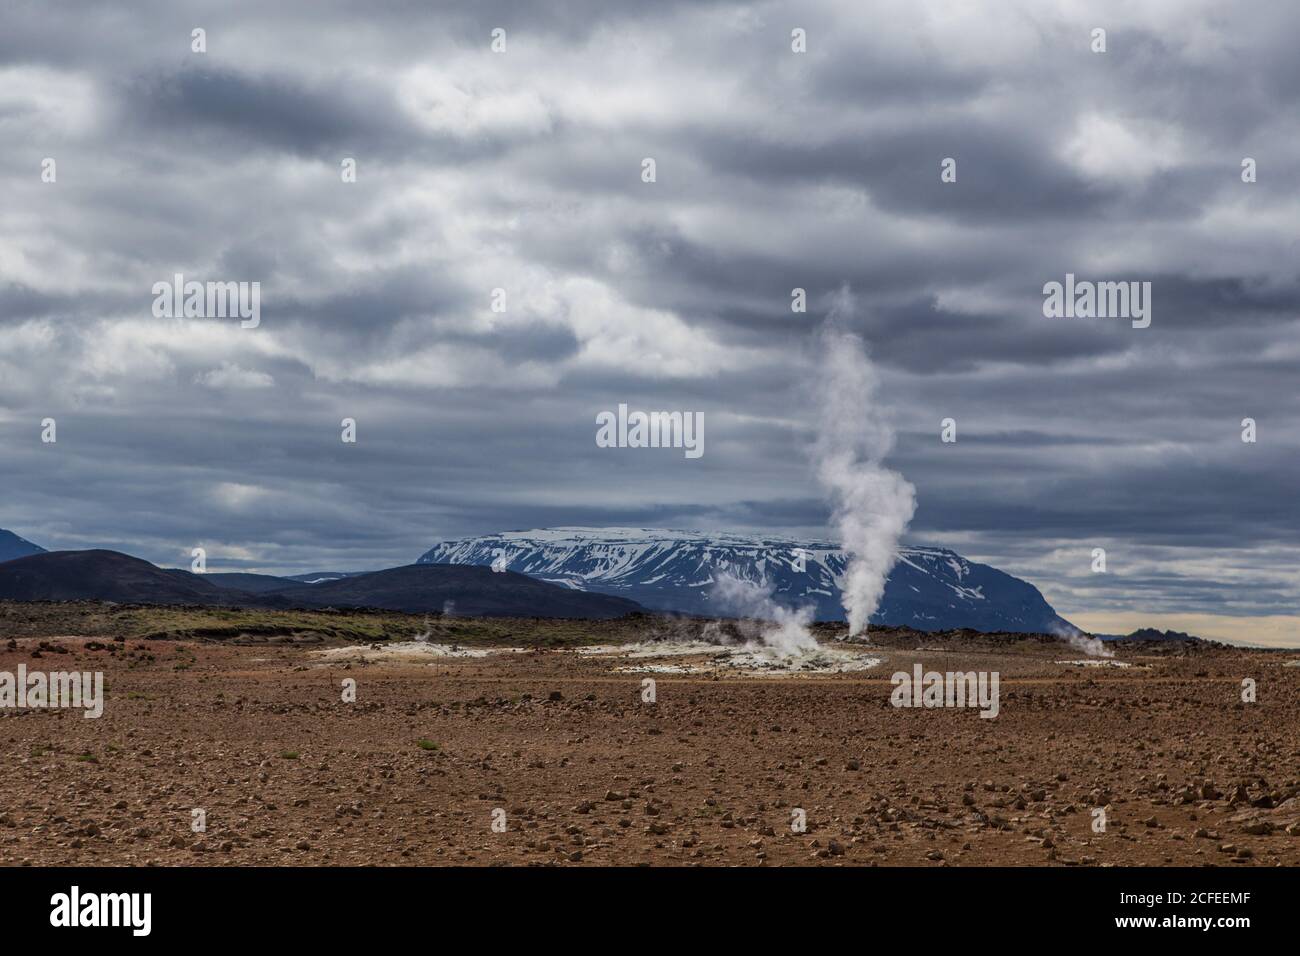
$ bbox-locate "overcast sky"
[1,1,1297,643]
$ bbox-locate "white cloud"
[1062,113,1186,182]
[195,361,275,390]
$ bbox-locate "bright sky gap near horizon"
[1,1,1297,646]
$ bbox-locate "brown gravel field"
[2,611,1298,867]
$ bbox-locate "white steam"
[813,300,917,636]
[1051,622,1114,658]
[1069,633,1114,658]
[711,573,817,656]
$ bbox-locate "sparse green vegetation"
[280,750,300,759]
[417,739,439,751]
[0,600,658,648]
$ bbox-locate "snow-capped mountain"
[417,528,1075,634]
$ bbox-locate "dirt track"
[3,633,1299,866]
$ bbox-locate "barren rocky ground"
[2,610,1299,867]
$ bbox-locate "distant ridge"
[0,549,644,619]
[269,564,642,618]
[283,571,363,584]
[0,526,1075,631]
[0,550,239,605]
[1103,628,1205,643]
[201,571,301,594]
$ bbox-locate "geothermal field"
[3,605,1297,868]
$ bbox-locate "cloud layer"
[1,1,1297,631]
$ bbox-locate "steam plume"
[711,573,817,655]
[1050,622,1114,658]
[814,294,917,636]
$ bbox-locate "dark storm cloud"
[0,0,1297,628]
[272,266,475,331]
[0,282,79,322]
[692,123,1126,223]
[124,68,410,156]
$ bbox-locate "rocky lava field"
[2,610,1298,867]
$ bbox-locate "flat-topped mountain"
[418,527,1075,634]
